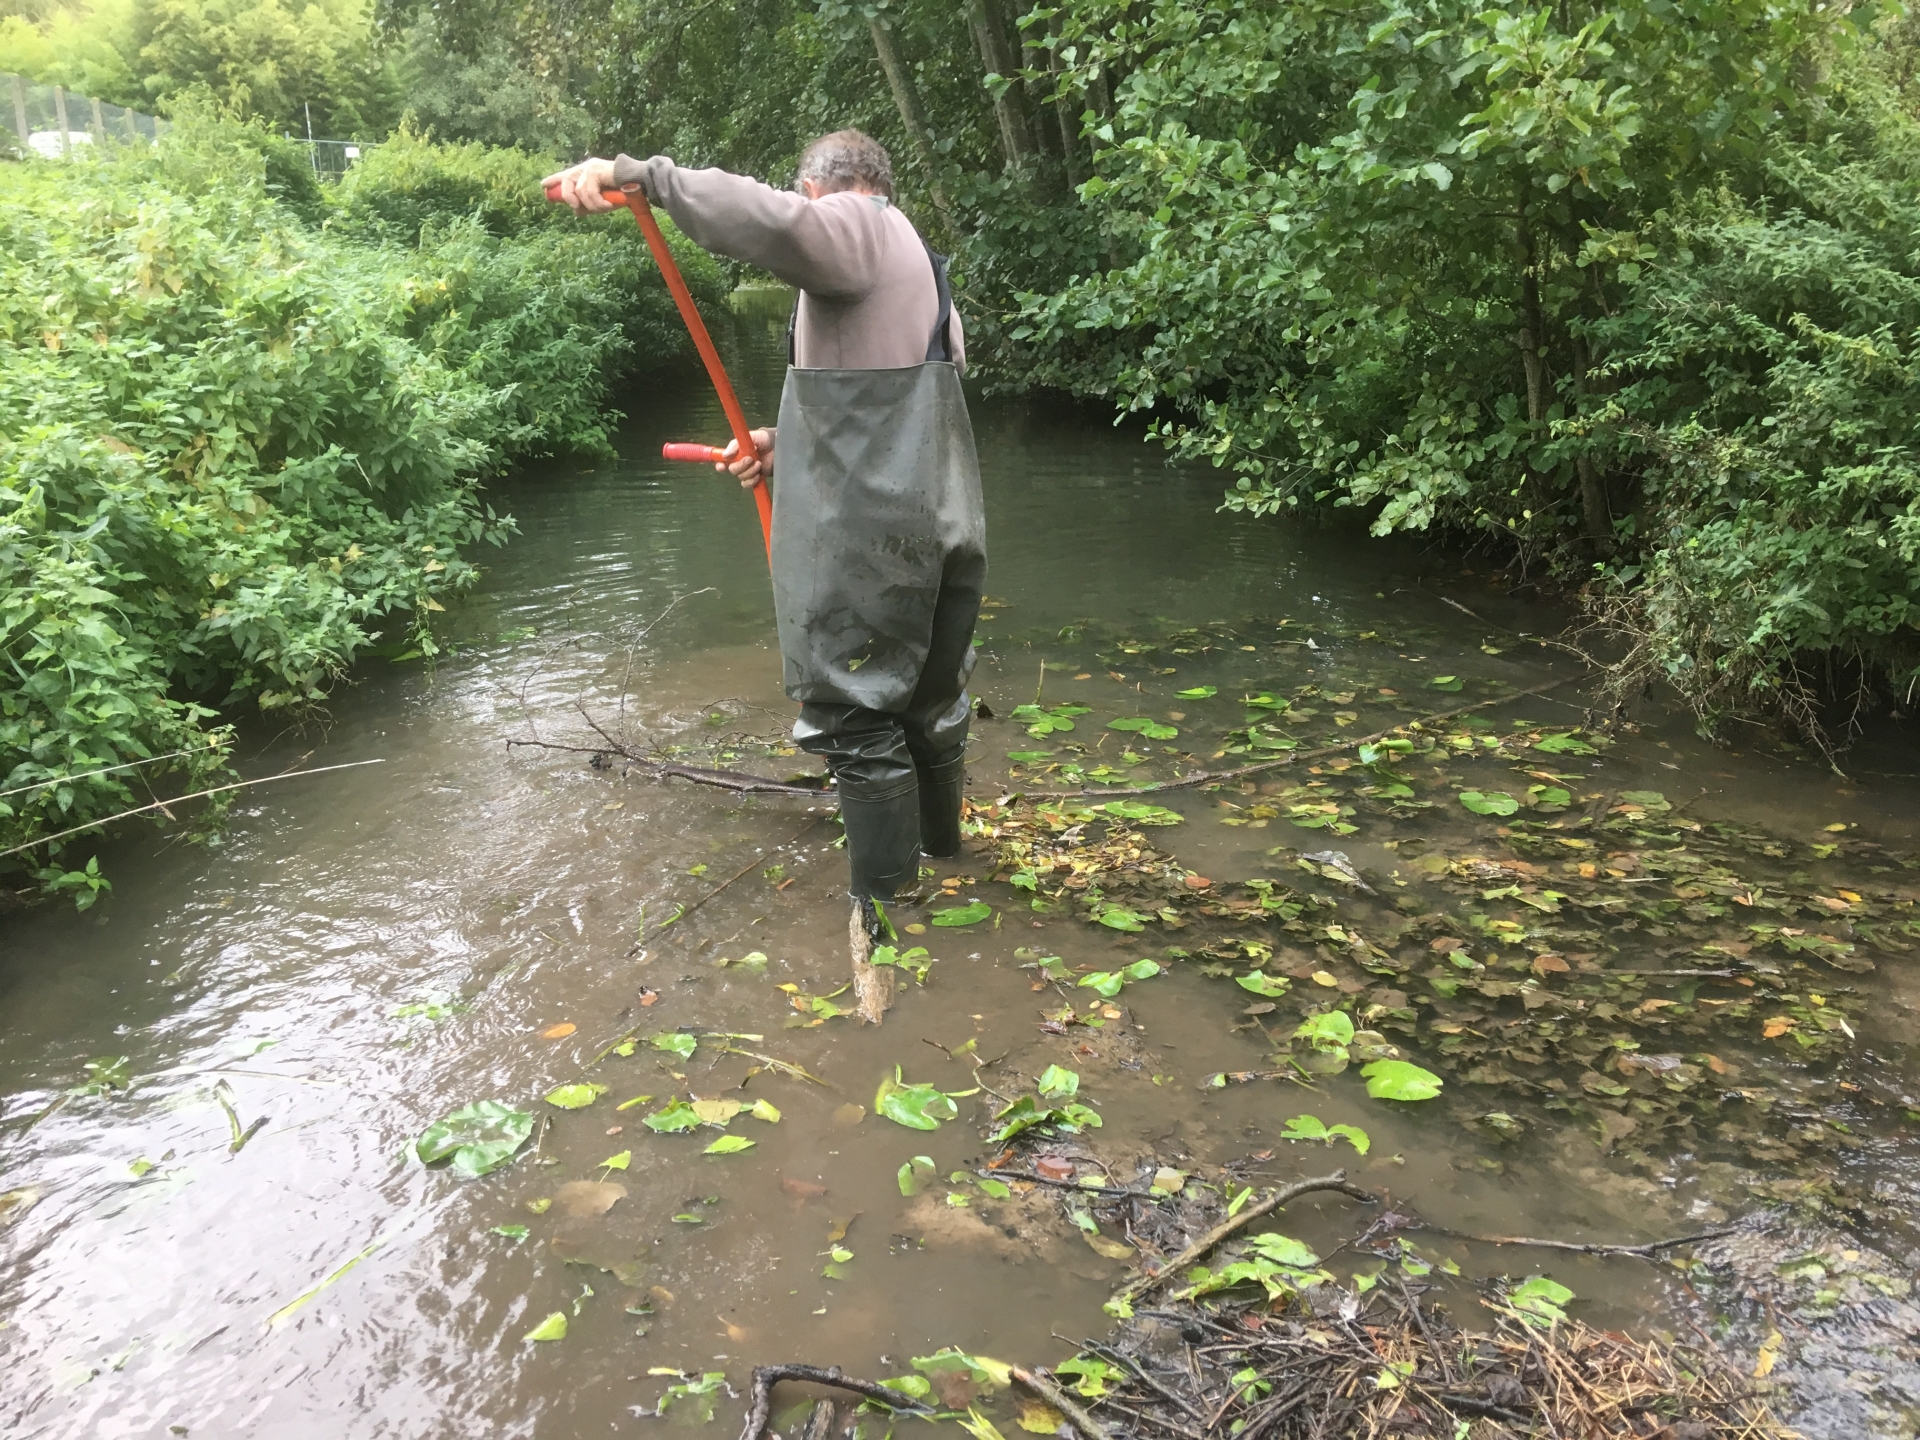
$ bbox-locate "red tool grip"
[662,443,728,463]
[542,179,774,562]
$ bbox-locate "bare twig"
[1111,1173,1377,1309]
[1015,1366,1114,1440]
[0,758,386,859]
[654,815,825,932]
[736,1364,933,1440]
[1413,1221,1748,1260]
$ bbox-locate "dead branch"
[1111,1173,1377,1309]
[1414,1220,1749,1260]
[736,1364,933,1440]
[1014,1365,1114,1440]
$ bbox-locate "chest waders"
[773,247,985,1021]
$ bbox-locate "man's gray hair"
[795,129,893,198]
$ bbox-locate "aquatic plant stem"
[1110,1172,1375,1309]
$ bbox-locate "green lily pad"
[875,1067,959,1130]
[643,1100,702,1133]
[415,1100,535,1178]
[1361,1059,1444,1101]
[1459,791,1519,816]
[1037,1064,1080,1100]
[1294,1011,1355,1050]
[931,901,991,927]
[897,1154,936,1196]
[1175,686,1217,698]
[1429,675,1465,692]
[544,1083,609,1110]
[652,1032,697,1060]
[1108,717,1179,740]
[1235,971,1289,997]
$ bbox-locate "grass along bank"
[0,115,723,901]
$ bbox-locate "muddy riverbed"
[3,304,1918,1439]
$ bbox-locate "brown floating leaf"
[781,1176,828,1200]
[540,1023,577,1039]
[1084,1232,1134,1260]
[553,1180,627,1217]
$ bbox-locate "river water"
[3,301,1918,1439]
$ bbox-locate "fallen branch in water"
[1111,1172,1377,1309]
[504,736,831,797]
[1019,673,1593,799]
[637,814,826,943]
[1413,1220,1750,1260]
[1014,1365,1113,1440]
[736,1364,933,1440]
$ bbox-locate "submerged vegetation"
[0,113,721,884]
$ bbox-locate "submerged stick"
[0,758,386,859]
[1417,1220,1748,1260]
[1110,1172,1376,1309]
[658,815,825,933]
[736,1364,934,1440]
[505,736,830,797]
[1014,1366,1113,1440]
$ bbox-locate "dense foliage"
[12,0,1920,769]
[0,114,720,888]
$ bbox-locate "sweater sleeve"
[611,154,885,299]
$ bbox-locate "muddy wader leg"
[903,579,982,860]
[796,704,921,1024]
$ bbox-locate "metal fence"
[5,73,360,175]
[5,73,167,157]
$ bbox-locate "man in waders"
[546,131,985,1025]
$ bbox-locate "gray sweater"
[612,154,964,373]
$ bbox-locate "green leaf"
[875,1067,959,1130]
[652,1032,697,1060]
[1235,971,1289,997]
[931,901,991,927]
[415,1101,535,1178]
[1508,1275,1574,1327]
[1294,1011,1355,1050]
[978,1177,1012,1199]
[523,1311,568,1342]
[703,1135,755,1154]
[599,1149,631,1171]
[1175,686,1218,698]
[1108,717,1178,739]
[1100,800,1184,825]
[749,1098,781,1123]
[1078,970,1125,998]
[1532,732,1597,755]
[643,1100,702,1133]
[1093,904,1148,932]
[1361,1059,1444,1101]
[1007,750,1055,762]
[1458,791,1519,816]
[1123,958,1162,981]
[1429,675,1465,692]
[1037,1064,1080,1100]
[544,1083,609,1110]
[898,1155,937,1195]
[492,1224,530,1241]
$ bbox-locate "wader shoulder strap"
[783,235,955,366]
[922,239,954,364]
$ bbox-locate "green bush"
[0,114,723,889]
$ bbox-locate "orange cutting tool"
[545,181,773,562]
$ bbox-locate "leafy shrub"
[0,112,721,887]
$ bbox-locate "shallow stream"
[4,305,1918,1438]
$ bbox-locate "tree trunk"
[1014,1,1062,162]
[1046,10,1083,187]
[1571,332,1616,554]
[868,21,953,219]
[966,0,1034,167]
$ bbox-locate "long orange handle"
[547,182,774,563]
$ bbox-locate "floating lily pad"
[544,1083,609,1110]
[1361,1059,1444,1101]
[415,1101,535,1178]
[875,1067,960,1130]
[1459,791,1519,816]
[931,901,991,927]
